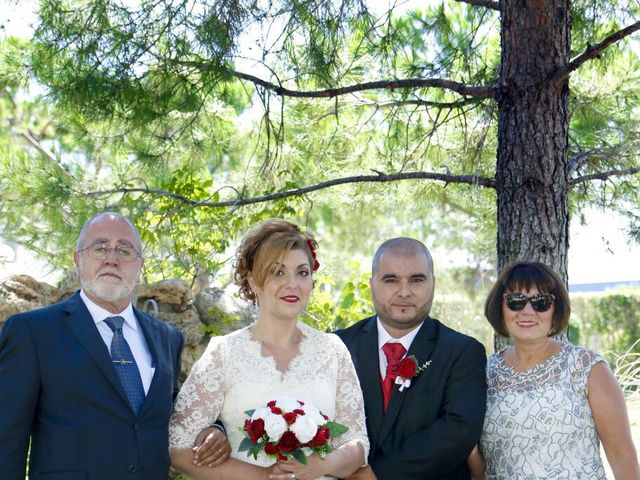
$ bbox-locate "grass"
[603,342,640,479]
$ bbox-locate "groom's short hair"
[372,237,434,277]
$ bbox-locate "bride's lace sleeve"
[169,336,226,451]
[329,333,370,462]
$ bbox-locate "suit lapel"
[377,318,439,443]
[136,308,164,416]
[356,317,385,450]
[63,293,130,406]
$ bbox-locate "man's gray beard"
[80,267,137,305]
[82,276,137,304]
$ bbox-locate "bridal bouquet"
[239,396,348,464]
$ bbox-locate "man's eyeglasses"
[78,244,140,263]
[503,292,555,312]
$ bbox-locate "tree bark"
[496,0,570,281]
[495,0,571,347]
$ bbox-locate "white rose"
[274,396,300,412]
[263,413,287,442]
[251,406,271,421]
[302,403,325,426]
[290,414,318,444]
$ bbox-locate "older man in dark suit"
[335,238,487,480]
[0,212,227,480]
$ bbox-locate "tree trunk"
[496,0,571,280]
[494,0,571,347]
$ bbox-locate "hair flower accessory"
[239,396,347,464]
[306,239,320,272]
[395,356,432,391]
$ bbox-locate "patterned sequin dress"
[480,342,607,479]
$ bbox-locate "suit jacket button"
[128,465,138,473]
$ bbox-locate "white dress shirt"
[376,317,424,378]
[80,290,155,393]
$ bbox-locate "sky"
[1,0,639,286]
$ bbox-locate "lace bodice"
[480,342,606,479]
[169,322,369,476]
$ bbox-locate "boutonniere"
[395,356,432,391]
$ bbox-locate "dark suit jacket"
[335,316,487,480]
[0,291,184,480]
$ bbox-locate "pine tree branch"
[226,69,496,100]
[454,0,500,10]
[551,20,640,82]
[570,167,640,186]
[567,147,634,175]
[19,130,57,163]
[381,98,484,109]
[86,171,496,208]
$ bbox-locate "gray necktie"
[104,316,145,414]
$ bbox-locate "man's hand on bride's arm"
[192,426,231,467]
[343,465,377,480]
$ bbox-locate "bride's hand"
[267,462,295,480]
[274,456,324,480]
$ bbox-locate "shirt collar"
[376,316,424,353]
[80,289,137,330]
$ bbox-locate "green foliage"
[1,0,639,294]
[304,270,372,332]
[571,293,640,361]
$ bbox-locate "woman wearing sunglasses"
[467,261,639,480]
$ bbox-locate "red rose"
[277,431,300,452]
[266,400,283,414]
[293,409,305,416]
[306,426,330,447]
[397,357,417,378]
[244,418,266,443]
[283,411,298,425]
[264,442,280,455]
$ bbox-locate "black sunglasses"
[503,292,555,312]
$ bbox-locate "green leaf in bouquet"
[245,409,255,416]
[292,448,308,465]
[327,421,349,437]
[238,437,255,452]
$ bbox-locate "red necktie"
[382,342,407,411]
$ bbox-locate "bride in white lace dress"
[169,219,369,480]
[467,261,639,480]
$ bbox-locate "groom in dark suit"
[0,212,226,479]
[335,238,487,480]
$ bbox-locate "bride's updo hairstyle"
[234,219,319,305]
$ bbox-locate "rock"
[0,275,62,326]
[153,308,204,348]
[136,279,192,312]
[57,269,80,300]
[194,287,256,333]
